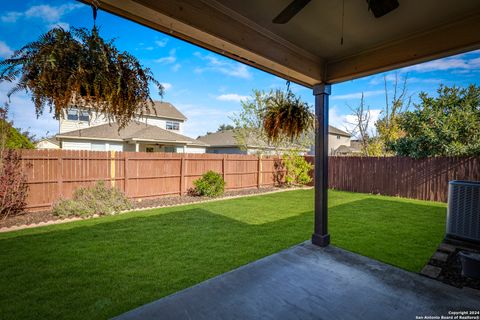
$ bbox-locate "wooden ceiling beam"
[89,0,325,87]
[325,12,480,83]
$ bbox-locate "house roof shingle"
[57,121,207,146]
[198,125,351,147]
[142,101,187,121]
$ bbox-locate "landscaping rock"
[420,265,442,279]
[437,243,456,254]
[432,251,449,262]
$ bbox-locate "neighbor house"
[199,126,353,155]
[36,101,208,153]
[197,129,310,155]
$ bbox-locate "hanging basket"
[0,26,163,129]
[263,89,314,143]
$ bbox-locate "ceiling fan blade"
[367,0,399,18]
[272,0,312,24]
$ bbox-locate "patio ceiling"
[88,0,480,87]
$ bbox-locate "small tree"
[0,106,29,219]
[347,93,373,156]
[374,73,410,154]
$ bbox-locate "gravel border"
[0,186,312,234]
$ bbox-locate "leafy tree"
[217,124,235,132]
[389,84,480,158]
[0,107,34,150]
[0,27,163,129]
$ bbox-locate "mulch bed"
[0,186,286,230]
[422,239,480,290]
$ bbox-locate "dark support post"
[312,83,331,247]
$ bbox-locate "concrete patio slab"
[115,242,480,320]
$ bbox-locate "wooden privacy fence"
[20,149,285,211]
[327,156,480,202]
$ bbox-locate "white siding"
[62,139,124,151]
[62,140,92,150]
[108,143,124,152]
[185,146,206,154]
[35,140,60,149]
[328,134,351,155]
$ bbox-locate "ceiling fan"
[272,0,400,24]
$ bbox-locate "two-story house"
[36,101,208,153]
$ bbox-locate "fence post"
[222,154,226,181]
[180,154,186,195]
[257,155,262,188]
[110,151,116,187]
[124,152,129,197]
[58,150,63,198]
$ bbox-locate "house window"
[79,110,90,122]
[146,147,154,152]
[67,109,79,120]
[67,108,89,122]
[164,146,176,153]
[337,135,341,139]
[166,121,180,130]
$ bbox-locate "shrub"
[193,171,225,197]
[52,181,132,217]
[0,150,29,219]
[283,153,313,186]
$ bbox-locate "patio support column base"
[312,83,331,247]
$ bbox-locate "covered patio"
[115,243,480,319]
[85,0,480,317]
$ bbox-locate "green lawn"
[0,189,446,320]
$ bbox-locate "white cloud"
[48,21,70,30]
[177,103,236,137]
[155,49,176,64]
[161,83,172,91]
[0,82,58,138]
[171,63,181,72]
[155,38,169,47]
[402,54,480,73]
[194,52,252,79]
[331,90,384,100]
[0,40,13,58]
[216,93,249,102]
[1,3,83,24]
[1,12,22,23]
[369,73,444,86]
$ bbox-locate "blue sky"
[0,1,479,139]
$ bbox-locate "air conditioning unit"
[446,180,480,243]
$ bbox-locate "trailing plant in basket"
[263,88,314,143]
[0,26,163,128]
